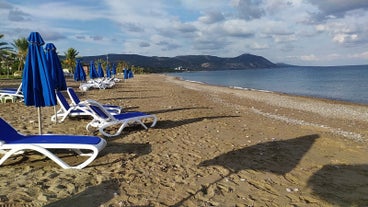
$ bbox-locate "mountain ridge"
[79,53,277,72]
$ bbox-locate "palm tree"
[0,34,14,75]
[64,48,79,72]
[0,34,13,61]
[12,37,28,71]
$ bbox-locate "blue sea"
[168,65,368,105]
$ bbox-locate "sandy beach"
[0,74,368,206]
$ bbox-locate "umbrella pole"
[38,107,42,134]
[54,90,58,124]
[54,106,57,124]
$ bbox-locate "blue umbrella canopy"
[45,43,67,91]
[106,64,111,78]
[128,69,134,78]
[123,68,128,79]
[97,62,104,78]
[74,60,86,81]
[112,64,117,76]
[89,60,98,79]
[22,32,57,134]
[22,32,56,107]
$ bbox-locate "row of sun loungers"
[0,86,157,169]
[79,77,120,91]
[53,87,157,137]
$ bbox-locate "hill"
[79,53,276,72]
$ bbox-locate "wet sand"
[0,74,368,206]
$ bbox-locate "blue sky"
[1,0,368,66]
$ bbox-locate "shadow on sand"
[307,164,368,206]
[172,134,320,206]
[44,180,119,207]
[200,134,320,174]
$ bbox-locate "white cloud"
[300,54,319,61]
[231,0,265,20]
[307,0,368,19]
[1,0,368,65]
[349,51,368,59]
[333,33,358,44]
[21,2,105,21]
[249,42,269,50]
[198,10,225,24]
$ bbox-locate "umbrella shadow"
[155,115,240,129]
[171,134,319,206]
[307,164,368,206]
[199,134,320,175]
[44,180,119,207]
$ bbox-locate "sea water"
[168,65,368,105]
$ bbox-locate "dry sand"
[0,74,368,206]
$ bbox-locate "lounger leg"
[136,120,148,130]
[0,145,98,169]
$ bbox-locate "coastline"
[168,75,368,141]
[0,74,368,206]
[175,74,368,107]
[168,65,368,106]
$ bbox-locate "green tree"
[96,58,107,68]
[0,34,15,76]
[131,65,144,74]
[64,48,79,72]
[0,34,13,61]
[12,37,28,71]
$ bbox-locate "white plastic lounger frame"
[84,100,157,137]
[0,83,24,100]
[0,118,106,169]
[52,90,120,123]
[51,90,92,123]
[80,78,115,91]
[67,87,122,113]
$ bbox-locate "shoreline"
[177,75,368,107]
[167,69,368,106]
[1,74,368,206]
[165,74,368,142]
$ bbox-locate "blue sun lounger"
[67,87,122,113]
[0,118,106,169]
[84,100,157,137]
[52,90,120,123]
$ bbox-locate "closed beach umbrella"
[97,62,104,78]
[74,60,86,82]
[123,68,128,79]
[89,60,98,79]
[106,64,111,78]
[128,69,134,78]
[22,32,57,134]
[45,43,67,124]
[112,64,117,77]
[45,43,67,90]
